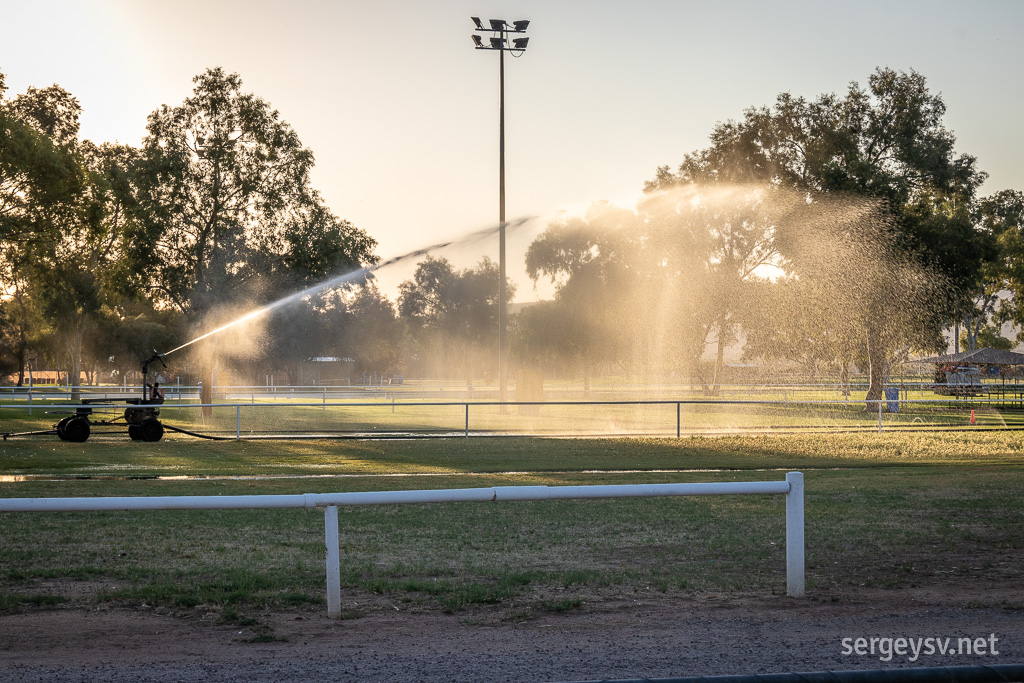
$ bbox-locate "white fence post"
[0,476,805,612]
[324,504,342,618]
[786,471,805,597]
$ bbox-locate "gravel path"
[2,590,1021,682]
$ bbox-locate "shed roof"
[914,348,1024,365]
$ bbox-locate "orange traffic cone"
[970,410,976,425]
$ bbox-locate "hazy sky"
[4,0,1023,300]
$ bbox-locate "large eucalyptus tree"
[652,68,992,407]
[134,68,375,394]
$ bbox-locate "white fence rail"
[0,472,806,616]
[5,379,1023,400]
[0,396,1001,440]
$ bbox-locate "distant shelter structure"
[915,348,1024,401]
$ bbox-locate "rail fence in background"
[0,394,1016,440]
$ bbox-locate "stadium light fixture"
[468,17,530,408]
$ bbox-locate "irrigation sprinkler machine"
[5,352,171,443]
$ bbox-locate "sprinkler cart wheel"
[63,417,90,443]
[124,407,163,442]
[139,418,164,442]
[56,416,73,441]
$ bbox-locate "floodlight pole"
[472,18,529,409]
[498,43,508,409]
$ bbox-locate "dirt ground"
[1,586,1021,682]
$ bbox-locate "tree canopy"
[0,67,378,388]
[3,64,1023,394]
[398,256,514,379]
[134,68,376,319]
[642,68,993,404]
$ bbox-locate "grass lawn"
[3,395,1022,440]
[1,432,1022,622]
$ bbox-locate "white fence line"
[0,473,806,616]
[4,379,1022,398]
[0,396,1004,440]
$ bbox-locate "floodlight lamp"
[489,19,506,31]
[472,34,484,47]
[471,17,484,30]
[513,37,529,49]
[513,20,530,32]
[490,36,505,49]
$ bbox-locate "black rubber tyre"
[56,416,73,441]
[63,417,90,443]
[127,424,142,441]
[139,418,164,442]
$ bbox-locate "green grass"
[3,431,1024,479]
[0,592,63,610]
[1,434,1023,617]
[4,393,1023,442]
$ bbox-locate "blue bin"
[884,387,899,413]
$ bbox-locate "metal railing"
[0,396,1013,440]
[5,378,1024,402]
[0,472,805,617]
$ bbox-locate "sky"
[3,0,1023,301]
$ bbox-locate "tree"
[524,205,647,379]
[740,195,948,389]
[259,297,328,385]
[643,185,781,390]
[525,189,781,390]
[0,77,110,397]
[398,256,513,379]
[92,300,182,386]
[961,324,1013,352]
[1,72,85,384]
[340,282,405,378]
[254,281,403,385]
[0,77,85,245]
[964,190,1024,348]
[2,72,192,393]
[654,68,990,408]
[135,67,376,316]
[133,68,376,397]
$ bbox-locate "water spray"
[160,216,536,358]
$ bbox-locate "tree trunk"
[839,360,850,399]
[712,316,728,396]
[68,324,85,402]
[200,344,215,417]
[864,323,885,412]
[16,344,25,387]
[968,314,983,352]
[13,295,27,387]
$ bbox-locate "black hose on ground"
[559,663,1024,683]
[161,424,234,441]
